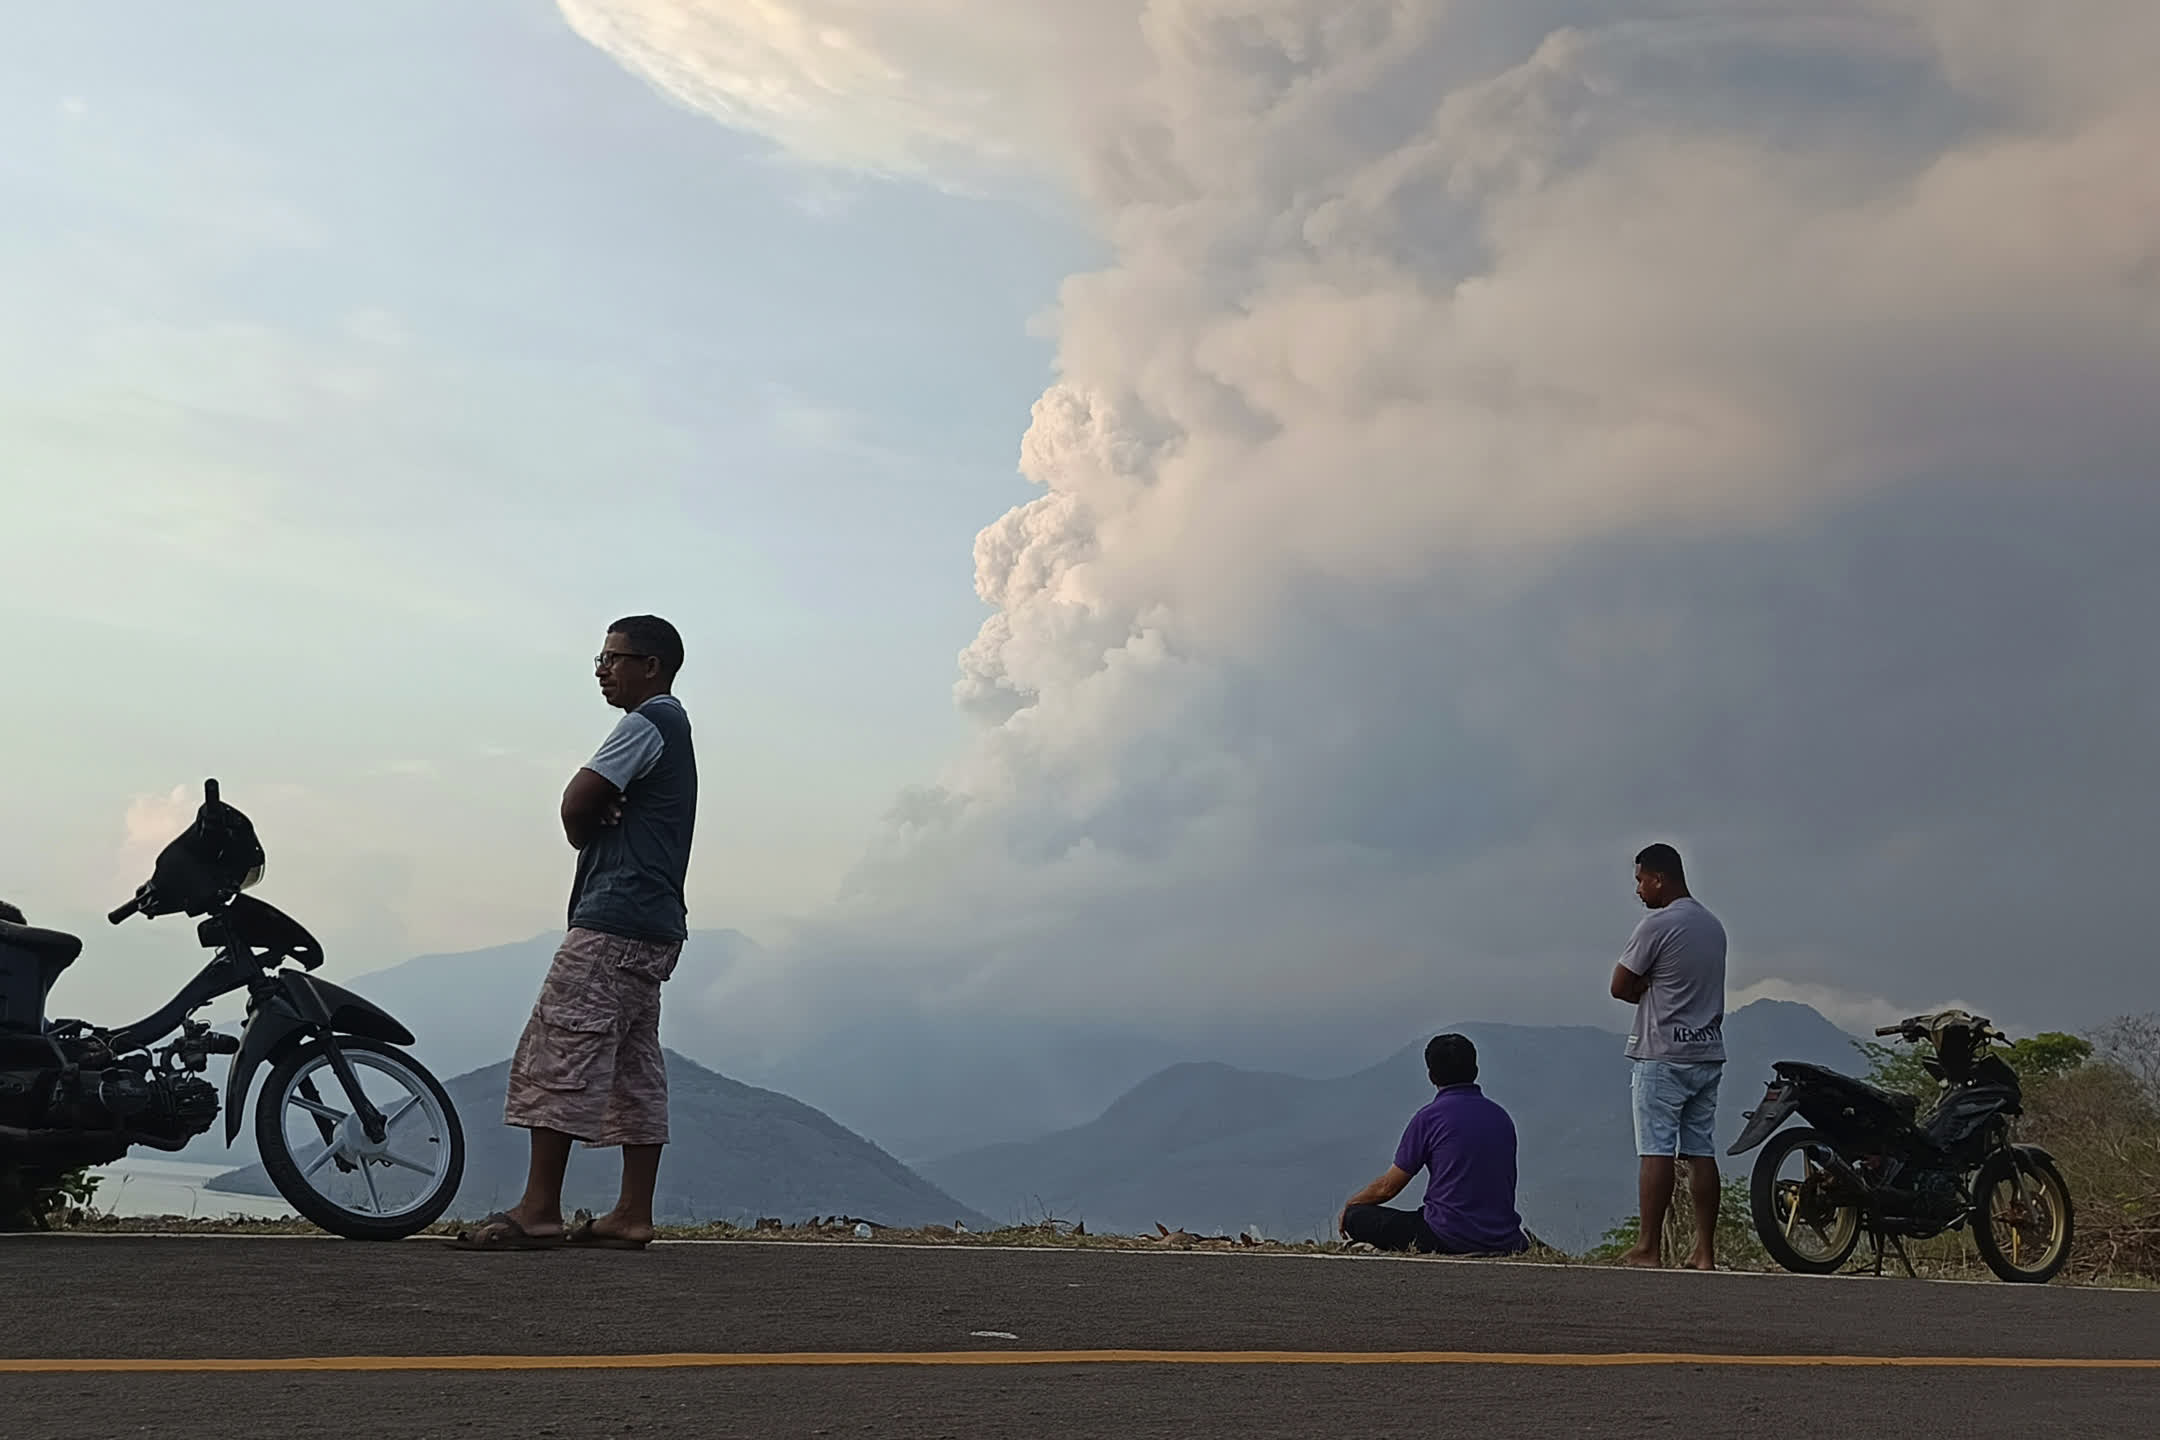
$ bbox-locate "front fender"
[222,971,418,1144]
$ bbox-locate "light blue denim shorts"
[1631,1059,1723,1158]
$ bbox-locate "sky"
[5,1,2157,1057]
[0,0,1090,996]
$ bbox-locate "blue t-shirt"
[568,695,697,943]
[1392,1083,1529,1254]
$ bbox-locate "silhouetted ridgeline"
[207,1049,989,1229]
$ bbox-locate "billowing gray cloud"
[569,1,2160,1044]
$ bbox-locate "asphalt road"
[2,1236,2155,1438]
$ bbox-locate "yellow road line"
[4,1350,2158,1374]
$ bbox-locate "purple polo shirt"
[1392,1083,1529,1254]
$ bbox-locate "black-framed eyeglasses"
[594,650,651,669]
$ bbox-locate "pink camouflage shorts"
[503,928,681,1147]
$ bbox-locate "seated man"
[1337,1033,1530,1254]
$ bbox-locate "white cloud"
[555,0,1134,183]
[1732,978,1939,1040]
[116,786,197,893]
[565,1,2160,1034]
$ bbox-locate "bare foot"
[1687,1254,1717,1272]
[452,1209,564,1250]
[569,1208,655,1247]
[504,1205,565,1240]
[1621,1246,1663,1269]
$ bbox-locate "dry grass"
[2018,1060,2160,1282]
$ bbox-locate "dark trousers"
[1343,1204,1444,1253]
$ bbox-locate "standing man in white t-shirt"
[1609,843,1727,1270]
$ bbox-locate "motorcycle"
[0,780,464,1239]
[1728,1009,2073,1283]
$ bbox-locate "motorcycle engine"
[0,1038,219,1146]
[1914,1169,1964,1226]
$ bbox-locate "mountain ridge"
[206,1047,990,1230]
[213,931,1876,1249]
[923,1000,1864,1252]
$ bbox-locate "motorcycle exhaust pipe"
[0,1125,195,1152]
[1809,1147,1878,1201]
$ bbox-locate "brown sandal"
[565,1209,652,1251]
[451,1211,563,1251]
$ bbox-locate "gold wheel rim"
[1775,1146,1857,1262]
[1986,1163,2067,1274]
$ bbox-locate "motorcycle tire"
[1750,1126,1863,1275]
[1971,1146,2074,1284]
[256,1035,465,1241]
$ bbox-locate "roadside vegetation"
[0,1165,102,1232]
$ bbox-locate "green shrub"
[0,1165,101,1231]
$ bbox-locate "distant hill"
[332,931,1250,1163]
[168,928,765,1170]
[336,929,765,1084]
[205,1048,989,1230]
[217,926,1875,1248]
[742,1017,1207,1163]
[923,1000,1864,1252]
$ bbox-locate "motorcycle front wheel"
[1971,1146,2074,1284]
[1751,1126,1863,1274]
[256,1036,465,1240]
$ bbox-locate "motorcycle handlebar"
[1874,1024,1909,1037]
[104,780,222,926]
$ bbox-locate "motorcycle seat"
[0,919,84,968]
[1774,1060,1920,1122]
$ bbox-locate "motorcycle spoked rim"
[267,1048,457,1221]
[1766,1139,1861,1263]
[1977,1157,2070,1277]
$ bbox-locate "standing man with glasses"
[456,615,697,1251]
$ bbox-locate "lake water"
[87,1157,297,1221]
